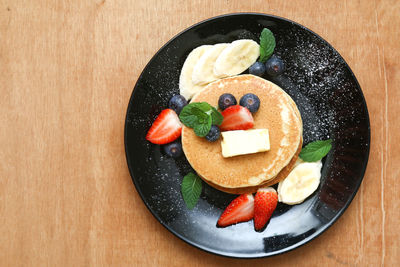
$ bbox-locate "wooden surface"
[1,0,399,266]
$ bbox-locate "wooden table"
[1,0,399,266]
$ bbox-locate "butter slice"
[221,129,270,158]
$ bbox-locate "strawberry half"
[220,105,254,131]
[254,187,278,231]
[217,194,254,227]
[146,109,182,144]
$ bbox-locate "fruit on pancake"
[205,125,220,142]
[239,93,260,113]
[168,95,187,115]
[192,43,229,85]
[277,161,322,205]
[249,62,266,77]
[217,194,254,227]
[146,109,182,144]
[220,105,254,131]
[265,55,285,76]
[218,93,237,111]
[254,187,278,231]
[214,40,260,77]
[179,45,212,100]
[162,140,183,158]
[181,75,303,191]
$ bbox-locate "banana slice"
[214,39,260,77]
[278,161,322,205]
[294,158,305,167]
[192,43,229,85]
[179,45,212,100]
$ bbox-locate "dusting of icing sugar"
[125,22,369,243]
[267,25,350,144]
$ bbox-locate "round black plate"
[124,13,370,258]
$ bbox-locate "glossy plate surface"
[124,13,370,258]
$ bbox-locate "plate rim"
[124,12,371,258]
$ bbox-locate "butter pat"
[221,129,270,158]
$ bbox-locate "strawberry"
[254,187,278,231]
[217,194,254,227]
[220,105,254,131]
[146,109,182,144]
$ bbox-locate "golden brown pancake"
[203,137,302,194]
[182,74,303,190]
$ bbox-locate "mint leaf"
[189,102,212,113]
[180,104,207,126]
[181,172,202,210]
[179,107,199,128]
[194,116,212,137]
[192,107,208,120]
[259,28,276,63]
[299,139,332,162]
[210,106,223,126]
[179,102,222,137]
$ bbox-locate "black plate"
[124,13,370,258]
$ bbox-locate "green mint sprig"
[299,139,332,162]
[259,28,276,63]
[179,102,223,137]
[181,172,203,210]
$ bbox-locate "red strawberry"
[254,187,278,231]
[220,105,254,131]
[146,109,182,144]
[217,194,254,227]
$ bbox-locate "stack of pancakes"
[181,75,303,194]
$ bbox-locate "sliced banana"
[214,39,260,77]
[294,157,305,168]
[192,43,229,85]
[278,161,322,205]
[179,45,212,100]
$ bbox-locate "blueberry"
[265,55,285,76]
[218,93,237,111]
[205,125,220,142]
[162,140,183,158]
[249,62,266,76]
[168,95,187,114]
[239,93,260,113]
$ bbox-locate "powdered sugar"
[125,16,369,256]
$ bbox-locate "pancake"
[203,137,302,194]
[182,74,303,190]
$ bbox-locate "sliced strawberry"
[220,105,254,131]
[217,194,254,227]
[254,187,278,231]
[146,109,182,144]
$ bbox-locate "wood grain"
[1,0,399,266]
